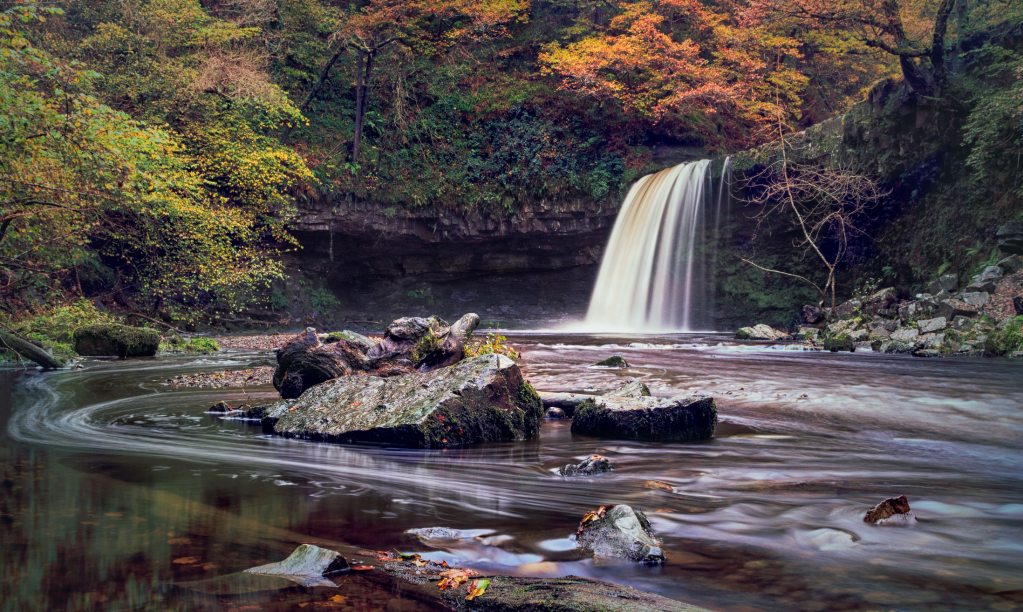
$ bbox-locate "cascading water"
[584,159,719,332]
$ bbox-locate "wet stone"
[561,454,613,476]
[574,505,665,565]
[544,407,567,419]
[864,495,917,526]
[594,355,629,368]
[735,324,792,341]
[244,544,349,578]
[571,394,716,442]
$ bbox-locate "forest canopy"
[2,0,1021,319]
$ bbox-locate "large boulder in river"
[574,505,664,565]
[571,394,716,441]
[735,324,792,341]
[74,324,160,357]
[261,354,543,448]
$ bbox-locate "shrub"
[464,330,519,361]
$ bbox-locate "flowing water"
[585,161,716,332]
[3,336,1023,611]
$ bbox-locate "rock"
[323,330,374,352]
[544,407,567,419]
[830,298,861,321]
[824,334,853,352]
[802,304,823,324]
[0,329,67,368]
[928,275,958,295]
[561,454,613,476]
[937,298,978,320]
[860,288,897,316]
[207,401,233,413]
[1015,297,1023,316]
[864,495,917,526]
[917,317,947,333]
[794,326,820,341]
[594,355,629,368]
[891,328,919,343]
[571,395,716,442]
[997,255,1023,275]
[574,505,664,565]
[920,332,945,348]
[74,324,160,358]
[952,316,975,332]
[997,220,1023,255]
[538,392,597,417]
[406,527,490,541]
[869,319,899,333]
[961,291,991,308]
[415,313,481,372]
[605,380,651,398]
[882,341,916,354]
[261,354,543,448]
[245,544,349,577]
[735,324,793,341]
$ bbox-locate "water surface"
[2,334,1022,611]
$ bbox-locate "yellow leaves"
[465,578,491,600]
[437,568,480,591]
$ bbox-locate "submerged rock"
[74,324,160,358]
[594,355,629,368]
[262,354,543,448]
[544,407,567,419]
[561,454,613,476]
[571,395,716,441]
[574,505,664,565]
[735,324,792,341]
[864,495,917,526]
[245,544,349,578]
[207,401,233,413]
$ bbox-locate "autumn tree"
[743,0,965,95]
[334,0,530,162]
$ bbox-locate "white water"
[584,160,715,332]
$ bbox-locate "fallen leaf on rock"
[351,566,374,571]
[438,569,480,591]
[577,505,609,534]
[644,481,674,492]
[465,578,490,600]
[329,595,346,603]
[289,406,299,412]
[172,557,200,564]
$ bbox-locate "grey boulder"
[574,505,664,565]
[735,324,792,341]
[262,354,543,448]
[244,544,349,583]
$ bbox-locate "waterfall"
[584,159,718,332]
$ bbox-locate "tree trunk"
[352,50,367,163]
[930,0,957,88]
[0,329,66,368]
[299,46,346,114]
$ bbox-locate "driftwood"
[0,329,66,369]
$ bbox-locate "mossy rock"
[571,395,717,442]
[262,354,543,448]
[594,355,629,368]
[324,330,374,351]
[824,333,854,352]
[74,324,160,358]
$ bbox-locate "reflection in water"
[2,336,1023,611]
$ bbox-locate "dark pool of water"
[2,334,1022,611]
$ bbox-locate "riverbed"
[2,333,1022,611]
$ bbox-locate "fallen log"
[0,329,67,369]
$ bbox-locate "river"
[2,333,1022,611]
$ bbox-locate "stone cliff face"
[286,196,618,326]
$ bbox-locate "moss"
[411,332,440,363]
[824,333,853,352]
[183,338,220,354]
[74,324,160,358]
[594,355,629,367]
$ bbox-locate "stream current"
[2,333,1023,611]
